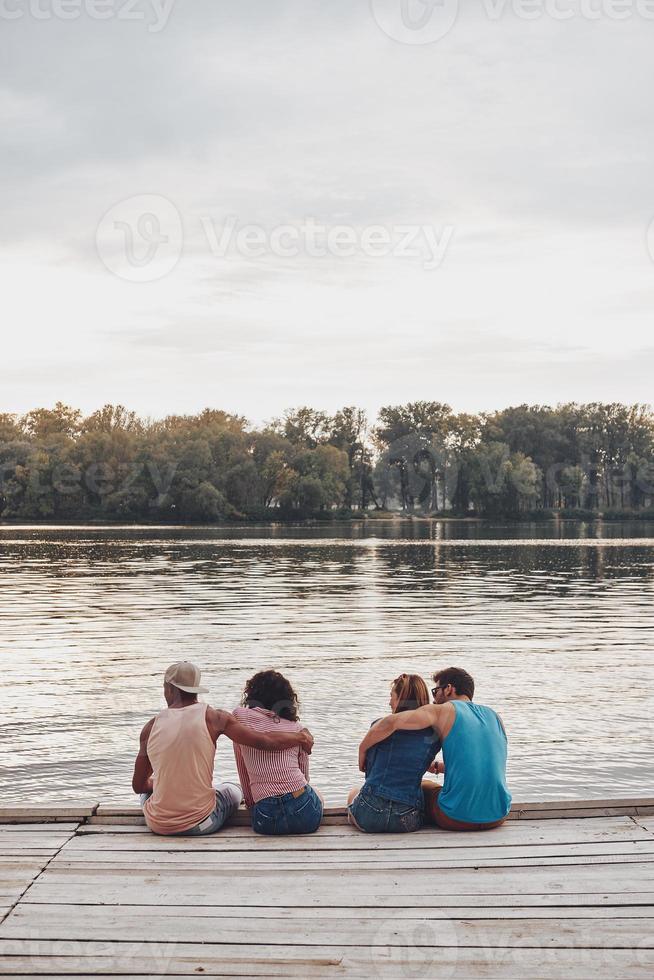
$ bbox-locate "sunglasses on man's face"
[431,684,448,697]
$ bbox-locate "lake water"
[0,520,653,807]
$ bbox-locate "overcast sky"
[2,0,654,425]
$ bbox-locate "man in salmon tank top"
[132,662,315,836]
[358,666,511,831]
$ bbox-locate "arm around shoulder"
[391,704,441,732]
[220,711,314,754]
[360,704,439,749]
[358,705,442,771]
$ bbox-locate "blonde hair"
[391,673,430,713]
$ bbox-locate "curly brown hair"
[241,669,300,722]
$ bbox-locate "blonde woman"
[347,674,440,833]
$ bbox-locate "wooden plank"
[97,798,654,814]
[510,806,654,820]
[27,861,654,893]
[0,847,67,858]
[89,808,654,826]
[0,941,651,978]
[61,835,654,861]
[0,824,79,833]
[79,814,646,836]
[93,798,654,824]
[0,833,76,851]
[4,904,653,949]
[24,885,654,910]
[95,804,349,818]
[87,813,349,828]
[23,870,654,909]
[74,816,652,848]
[0,806,95,822]
[0,889,33,904]
[48,854,654,874]
[511,797,654,811]
[0,850,63,905]
[0,822,78,921]
[57,837,654,865]
[0,859,49,879]
[85,815,147,826]
[5,902,654,923]
[51,834,654,870]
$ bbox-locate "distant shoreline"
[1,511,652,529]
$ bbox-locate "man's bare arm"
[215,710,314,754]
[358,705,441,771]
[132,718,155,794]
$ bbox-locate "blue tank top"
[437,701,512,824]
[364,723,439,808]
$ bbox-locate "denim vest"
[363,720,440,808]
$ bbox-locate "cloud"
[1,1,654,418]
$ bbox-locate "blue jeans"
[251,785,323,836]
[140,782,242,836]
[348,785,423,833]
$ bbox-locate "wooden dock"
[0,798,653,977]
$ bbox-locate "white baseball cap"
[164,661,209,694]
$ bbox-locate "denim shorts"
[251,785,323,836]
[348,785,423,833]
[140,782,242,836]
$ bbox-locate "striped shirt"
[232,706,309,806]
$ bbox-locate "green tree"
[22,402,82,440]
[274,407,329,449]
[178,482,231,521]
[327,407,374,509]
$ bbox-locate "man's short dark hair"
[433,667,475,700]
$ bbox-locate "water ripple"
[0,523,652,806]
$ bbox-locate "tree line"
[0,401,653,521]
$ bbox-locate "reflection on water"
[0,521,653,806]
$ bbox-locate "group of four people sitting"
[132,661,512,837]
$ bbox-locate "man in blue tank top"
[358,667,511,831]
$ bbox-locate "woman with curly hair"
[232,669,323,835]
